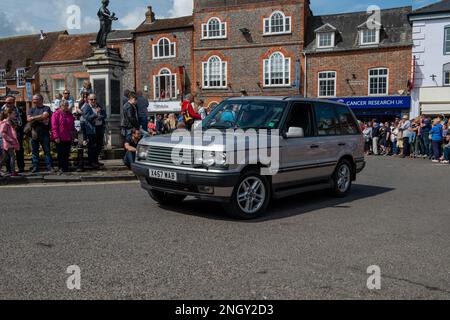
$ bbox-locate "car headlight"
[193,151,227,168]
[137,145,149,161]
[202,151,216,167]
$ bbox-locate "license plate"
[149,169,178,182]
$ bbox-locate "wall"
[411,17,450,116]
[193,0,307,106]
[38,64,88,104]
[134,29,193,101]
[306,47,412,98]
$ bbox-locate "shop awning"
[421,104,450,115]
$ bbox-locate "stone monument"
[83,0,127,155]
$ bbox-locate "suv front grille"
[147,178,198,193]
[146,146,193,167]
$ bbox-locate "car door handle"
[338,143,347,146]
[310,144,320,149]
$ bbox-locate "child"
[53,93,63,112]
[0,110,20,177]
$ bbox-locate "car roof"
[225,96,347,106]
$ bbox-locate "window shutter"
[153,45,157,59]
[202,24,207,38]
[264,19,270,34]
[222,61,227,87]
[285,58,290,85]
[264,59,270,85]
[285,17,291,32]
[170,43,175,57]
[221,22,226,37]
[154,76,159,100]
[202,62,207,87]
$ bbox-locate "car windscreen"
[203,100,287,130]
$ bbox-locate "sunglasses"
[89,99,97,101]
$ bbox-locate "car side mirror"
[286,127,304,138]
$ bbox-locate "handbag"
[183,108,194,126]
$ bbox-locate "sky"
[0,0,439,37]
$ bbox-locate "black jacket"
[121,102,139,130]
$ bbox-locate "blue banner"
[329,96,411,109]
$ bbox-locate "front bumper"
[131,162,240,201]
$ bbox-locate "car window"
[285,103,314,137]
[204,100,286,129]
[336,105,359,135]
[314,103,339,136]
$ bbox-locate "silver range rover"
[132,97,366,219]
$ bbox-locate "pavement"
[0,156,449,299]
[0,159,136,186]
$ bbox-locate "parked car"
[132,97,366,219]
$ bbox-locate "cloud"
[14,21,38,35]
[169,0,193,17]
[119,7,147,29]
[0,9,38,36]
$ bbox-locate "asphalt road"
[0,156,449,300]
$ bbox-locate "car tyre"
[223,170,270,220]
[148,190,186,205]
[331,159,353,197]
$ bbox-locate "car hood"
[139,130,280,152]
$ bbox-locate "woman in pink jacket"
[51,100,75,174]
[0,109,20,177]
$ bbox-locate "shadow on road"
[158,184,394,222]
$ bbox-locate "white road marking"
[0,180,139,189]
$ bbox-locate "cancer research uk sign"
[330,96,411,109]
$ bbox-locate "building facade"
[409,1,450,117]
[133,7,194,114]
[37,31,134,106]
[1,0,421,123]
[0,31,66,108]
[193,0,310,108]
[304,7,413,121]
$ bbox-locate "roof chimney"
[145,6,156,24]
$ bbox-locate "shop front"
[418,87,450,116]
[147,100,182,123]
[330,96,411,122]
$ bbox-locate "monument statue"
[96,0,118,49]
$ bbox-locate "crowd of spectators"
[361,115,450,164]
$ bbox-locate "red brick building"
[133,7,194,113]
[303,7,413,120]
[193,0,310,108]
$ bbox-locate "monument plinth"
[83,47,128,153]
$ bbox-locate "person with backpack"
[181,94,201,131]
